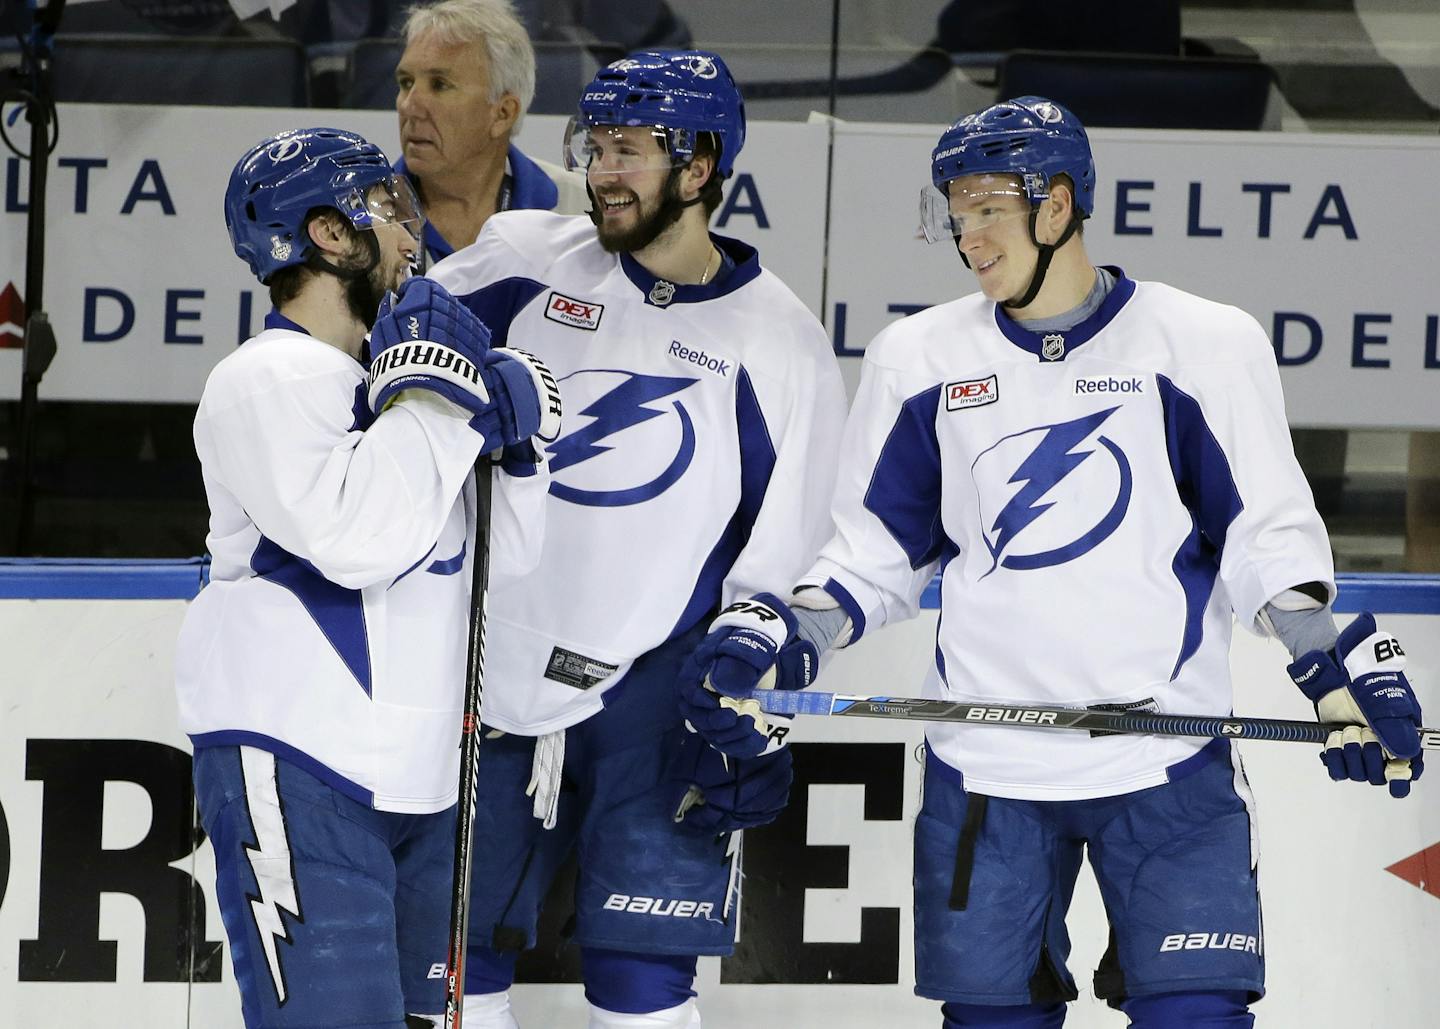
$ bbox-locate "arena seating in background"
[996,50,1275,130]
[47,35,309,107]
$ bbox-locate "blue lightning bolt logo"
[977,406,1132,576]
[546,370,698,507]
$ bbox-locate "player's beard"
[336,232,402,327]
[590,170,689,254]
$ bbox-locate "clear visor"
[917,176,1035,244]
[338,175,425,243]
[563,119,693,175]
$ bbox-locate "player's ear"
[306,210,350,257]
[490,93,521,140]
[681,151,715,202]
[1042,177,1075,239]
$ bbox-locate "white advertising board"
[1,574,1436,1027]
[2,107,1437,428]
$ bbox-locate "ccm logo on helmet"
[545,291,604,331]
[946,375,998,411]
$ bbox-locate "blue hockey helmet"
[929,96,1095,217]
[565,50,746,178]
[223,127,422,283]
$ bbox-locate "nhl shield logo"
[1041,333,1066,361]
[648,280,677,306]
[270,235,293,261]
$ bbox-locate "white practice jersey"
[430,210,847,735]
[803,271,1335,801]
[175,318,548,813]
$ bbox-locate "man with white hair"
[395,0,587,268]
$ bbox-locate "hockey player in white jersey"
[679,97,1425,1028]
[175,127,561,1028]
[425,51,847,1028]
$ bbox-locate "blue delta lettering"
[668,340,732,376]
[5,155,175,215]
[1272,312,1440,369]
[1074,376,1144,395]
[1113,180,1356,240]
[81,287,261,345]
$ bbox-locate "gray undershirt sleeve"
[1265,602,1341,661]
[791,602,851,654]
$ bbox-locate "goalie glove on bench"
[1288,612,1423,798]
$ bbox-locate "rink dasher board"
[0,565,1436,1026]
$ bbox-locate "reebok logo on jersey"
[1074,375,1144,395]
[668,340,732,377]
[545,291,604,330]
[946,375,998,411]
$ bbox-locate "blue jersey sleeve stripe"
[452,277,549,348]
[251,536,373,697]
[666,366,778,638]
[1169,516,1222,680]
[822,577,867,644]
[862,383,947,570]
[733,367,777,530]
[1157,374,1243,678]
[1156,374,1244,547]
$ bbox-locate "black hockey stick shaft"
[749,690,1440,750]
[444,460,493,1028]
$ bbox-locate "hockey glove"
[666,729,793,835]
[1288,612,1423,798]
[367,278,562,449]
[676,594,817,759]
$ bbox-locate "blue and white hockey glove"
[666,729,793,835]
[367,278,562,449]
[677,594,817,759]
[1288,612,1423,798]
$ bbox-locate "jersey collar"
[992,266,1135,362]
[263,309,311,336]
[619,233,761,308]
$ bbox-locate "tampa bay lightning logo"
[679,55,719,79]
[545,369,699,507]
[973,406,1132,577]
[267,137,305,163]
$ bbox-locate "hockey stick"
[444,460,493,1029]
[747,690,1440,750]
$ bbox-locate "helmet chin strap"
[952,208,1083,311]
